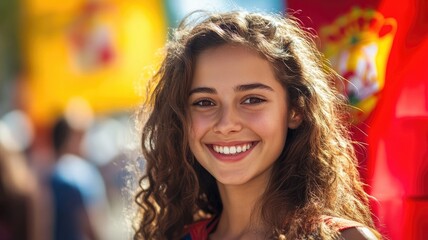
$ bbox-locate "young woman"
[135,11,381,239]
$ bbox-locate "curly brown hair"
[135,11,379,239]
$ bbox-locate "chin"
[214,173,251,186]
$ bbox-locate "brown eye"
[193,99,215,107]
[242,97,265,105]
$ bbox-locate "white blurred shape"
[83,118,124,166]
[65,97,94,131]
[0,110,34,152]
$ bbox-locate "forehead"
[193,45,278,87]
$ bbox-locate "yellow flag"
[22,0,166,125]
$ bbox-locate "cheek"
[244,109,288,136]
[188,113,214,141]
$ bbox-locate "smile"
[211,142,255,155]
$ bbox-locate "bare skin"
[209,168,272,240]
[341,227,379,240]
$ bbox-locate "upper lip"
[207,141,257,146]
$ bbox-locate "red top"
[181,217,219,240]
[181,216,365,240]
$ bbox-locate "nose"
[213,106,242,135]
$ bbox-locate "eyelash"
[192,99,215,107]
[241,96,266,105]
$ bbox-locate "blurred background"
[0,0,426,239]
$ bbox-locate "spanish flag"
[287,0,428,239]
[22,0,167,126]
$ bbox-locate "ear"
[288,109,303,129]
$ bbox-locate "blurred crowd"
[0,98,143,240]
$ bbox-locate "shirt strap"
[322,215,366,231]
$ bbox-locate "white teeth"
[212,143,253,155]
[224,147,230,154]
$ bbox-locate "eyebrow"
[189,87,217,96]
[189,83,274,96]
[235,83,274,92]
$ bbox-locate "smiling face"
[187,44,301,186]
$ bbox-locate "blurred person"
[82,117,139,240]
[50,99,109,240]
[0,122,41,240]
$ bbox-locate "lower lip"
[207,142,257,162]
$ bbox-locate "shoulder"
[322,216,379,240]
[340,227,379,240]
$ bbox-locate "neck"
[212,170,271,239]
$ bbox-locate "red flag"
[287,0,428,239]
[367,0,428,238]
